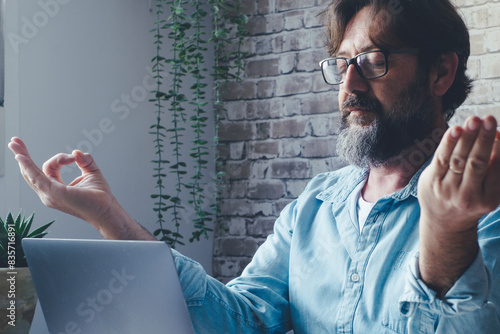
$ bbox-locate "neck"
[362,123,446,202]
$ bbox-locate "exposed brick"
[254,36,273,55]
[273,199,294,215]
[249,160,271,179]
[301,137,337,158]
[213,0,493,283]
[277,0,314,12]
[285,179,310,197]
[282,97,302,117]
[301,93,338,114]
[469,31,486,56]
[488,4,500,27]
[246,100,273,120]
[218,143,230,161]
[229,181,247,199]
[468,80,493,104]
[268,99,287,118]
[223,161,251,180]
[248,180,286,199]
[280,138,302,158]
[276,74,313,96]
[492,80,500,103]
[271,160,311,178]
[216,237,260,257]
[271,118,310,138]
[309,114,341,137]
[225,101,248,120]
[279,53,296,74]
[213,257,251,277]
[227,217,248,235]
[257,79,276,98]
[309,157,347,176]
[266,14,286,33]
[246,16,267,35]
[315,0,331,7]
[247,141,280,159]
[481,54,500,79]
[221,81,257,101]
[485,27,500,52]
[258,0,271,15]
[247,58,281,77]
[219,122,254,141]
[467,57,481,80]
[256,122,271,139]
[313,72,335,92]
[247,217,276,237]
[296,49,326,72]
[463,6,490,29]
[305,8,324,28]
[272,31,313,53]
[229,142,246,160]
[239,1,257,16]
[284,10,305,30]
[219,199,274,216]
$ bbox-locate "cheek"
[338,88,348,108]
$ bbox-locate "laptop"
[22,238,195,334]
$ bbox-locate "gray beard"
[336,117,379,168]
[336,74,437,168]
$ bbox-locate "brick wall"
[213,0,500,282]
[452,0,500,125]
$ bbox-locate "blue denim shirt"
[173,165,500,333]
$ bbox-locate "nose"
[342,63,369,95]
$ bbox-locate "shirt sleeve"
[399,250,490,317]
[170,200,297,334]
[399,208,500,332]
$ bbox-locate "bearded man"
[9,0,500,333]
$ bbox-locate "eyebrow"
[335,45,379,58]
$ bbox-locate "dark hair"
[322,0,473,121]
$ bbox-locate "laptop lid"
[22,238,195,334]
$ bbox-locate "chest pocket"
[381,310,409,334]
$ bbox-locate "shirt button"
[351,273,360,282]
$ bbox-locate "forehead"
[337,7,376,56]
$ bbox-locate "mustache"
[341,95,383,114]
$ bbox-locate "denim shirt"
[172,165,500,334]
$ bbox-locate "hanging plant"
[150,0,247,248]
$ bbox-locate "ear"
[431,52,459,97]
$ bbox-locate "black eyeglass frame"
[319,48,420,85]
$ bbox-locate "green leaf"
[27,220,55,238]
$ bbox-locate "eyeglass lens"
[322,51,387,84]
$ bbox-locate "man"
[8,0,500,332]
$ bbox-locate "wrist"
[419,217,479,297]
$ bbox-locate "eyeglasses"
[319,49,419,85]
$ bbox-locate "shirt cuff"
[171,249,208,306]
[399,251,490,318]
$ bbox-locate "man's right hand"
[8,137,155,240]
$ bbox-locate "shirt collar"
[316,158,432,205]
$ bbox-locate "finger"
[8,137,31,158]
[484,129,500,205]
[432,126,463,180]
[73,150,100,174]
[12,150,52,194]
[447,116,482,180]
[42,153,77,182]
[461,116,497,188]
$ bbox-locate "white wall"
[1,0,215,274]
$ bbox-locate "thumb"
[72,150,101,174]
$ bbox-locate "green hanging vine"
[209,1,248,225]
[150,0,247,248]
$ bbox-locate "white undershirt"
[356,181,376,232]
